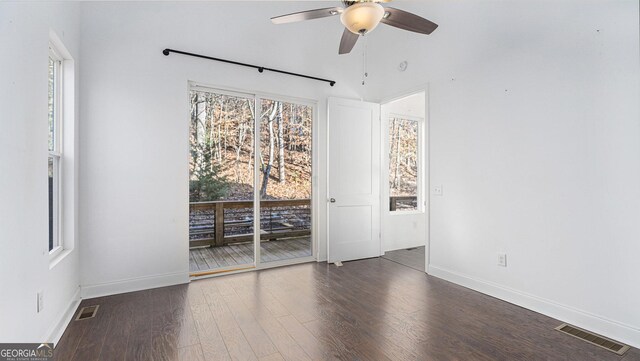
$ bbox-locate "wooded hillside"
[189,91,312,202]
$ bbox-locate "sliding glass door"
[188,85,314,275]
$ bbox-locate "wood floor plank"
[253,314,311,361]
[258,353,285,361]
[178,345,206,361]
[276,315,327,361]
[219,287,279,358]
[71,300,116,361]
[204,287,258,361]
[53,302,94,361]
[190,302,231,361]
[124,291,154,361]
[175,299,200,348]
[231,280,290,319]
[96,293,137,360]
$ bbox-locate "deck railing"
[189,199,311,248]
[389,196,418,211]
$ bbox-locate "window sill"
[49,248,72,270]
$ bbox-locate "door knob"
[330,198,336,203]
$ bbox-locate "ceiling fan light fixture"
[340,2,385,35]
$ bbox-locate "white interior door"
[327,97,381,263]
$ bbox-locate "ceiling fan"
[271,0,438,55]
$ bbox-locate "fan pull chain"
[362,35,368,86]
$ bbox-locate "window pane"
[48,57,55,152]
[259,100,312,263]
[48,156,55,251]
[188,90,255,272]
[389,118,418,211]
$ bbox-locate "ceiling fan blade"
[271,7,342,24]
[380,7,438,35]
[339,28,359,54]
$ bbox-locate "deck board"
[190,237,311,272]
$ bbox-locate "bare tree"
[277,101,285,184]
[260,102,278,197]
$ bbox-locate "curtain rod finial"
[162,49,170,56]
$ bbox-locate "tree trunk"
[393,119,401,189]
[260,102,277,198]
[277,102,285,184]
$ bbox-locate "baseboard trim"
[45,287,81,346]
[428,265,640,349]
[81,271,189,299]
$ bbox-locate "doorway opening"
[189,84,315,276]
[380,90,427,272]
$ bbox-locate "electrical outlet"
[433,185,443,196]
[498,253,507,267]
[37,291,44,313]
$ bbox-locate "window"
[48,44,63,255]
[389,117,420,212]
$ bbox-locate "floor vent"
[75,305,99,321]
[555,323,629,355]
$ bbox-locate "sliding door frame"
[189,81,318,278]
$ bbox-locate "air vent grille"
[555,323,629,355]
[75,305,99,321]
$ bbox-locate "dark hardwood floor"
[381,246,425,272]
[55,258,639,360]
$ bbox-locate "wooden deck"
[189,236,311,272]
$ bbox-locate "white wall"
[381,92,428,252]
[78,1,368,297]
[365,0,640,348]
[0,2,81,343]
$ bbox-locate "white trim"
[378,83,430,105]
[45,287,80,346]
[192,257,316,282]
[254,95,261,269]
[48,248,72,270]
[388,112,424,123]
[428,265,640,349]
[81,272,189,299]
[425,85,431,273]
[189,81,318,107]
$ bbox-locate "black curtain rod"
[162,48,336,87]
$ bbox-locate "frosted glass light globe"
[340,2,385,35]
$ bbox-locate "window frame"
[387,113,424,215]
[48,43,64,258]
